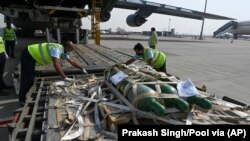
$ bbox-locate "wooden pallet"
[9,45,250,141]
[10,78,47,141]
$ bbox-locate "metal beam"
[91,0,101,45]
[24,80,44,141]
[36,67,107,77]
[56,28,61,43]
[76,28,80,44]
[46,28,51,42]
[199,0,208,40]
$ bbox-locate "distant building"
[142,31,163,36]
[163,28,175,37]
[100,28,111,34]
[142,29,175,37]
[116,27,128,35]
[142,31,150,36]
[156,31,163,36]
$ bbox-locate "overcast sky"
[1,0,249,35]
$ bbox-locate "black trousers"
[19,48,36,103]
[155,60,167,74]
[5,40,15,58]
[0,52,6,90]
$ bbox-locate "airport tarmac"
[101,36,250,104]
[0,36,249,140]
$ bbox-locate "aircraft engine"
[100,11,111,22]
[126,13,147,27]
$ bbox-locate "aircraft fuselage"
[229,21,250,35]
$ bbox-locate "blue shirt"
[133,50,154,60]
[50,46,70,59]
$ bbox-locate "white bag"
[177,79,199,97]
[110,71,128,85]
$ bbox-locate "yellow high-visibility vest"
[142,48,166,69]
[148,32,158,46]
[28,43,63,65]
[0,36,5,53]
[3,27,15,41]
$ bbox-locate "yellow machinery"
[91,0,102,45]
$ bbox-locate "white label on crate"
[177,79,198,97]
[110,71,128,85]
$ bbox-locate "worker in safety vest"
[125,43,167,73]
[148,27,158,49]
[3,22,17,58]
[19,41,88,106]
[0,36,12,95]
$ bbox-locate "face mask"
[136,50,143,55]
[61,51,71,59]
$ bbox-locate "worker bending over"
[125,43,167,73]
[19,41,87,106]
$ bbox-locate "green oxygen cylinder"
[117,80,166,116]
[148,84,189,112]
[187,96,212,109]
[108,66,166,116]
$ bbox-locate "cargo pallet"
[8,44,250,141]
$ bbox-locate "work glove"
[64,77,75,82]
[82,68,88,74]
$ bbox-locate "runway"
[101,36,250,104]
[0,36,250,140]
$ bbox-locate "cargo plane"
[214,20,250,39]
[0,0,233,42]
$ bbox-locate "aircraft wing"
[114,0,234,20]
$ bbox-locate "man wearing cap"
[19,41,87,106]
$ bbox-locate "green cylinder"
[148,84,189,112]
[187,96,212,109]
[109,69,166,116]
